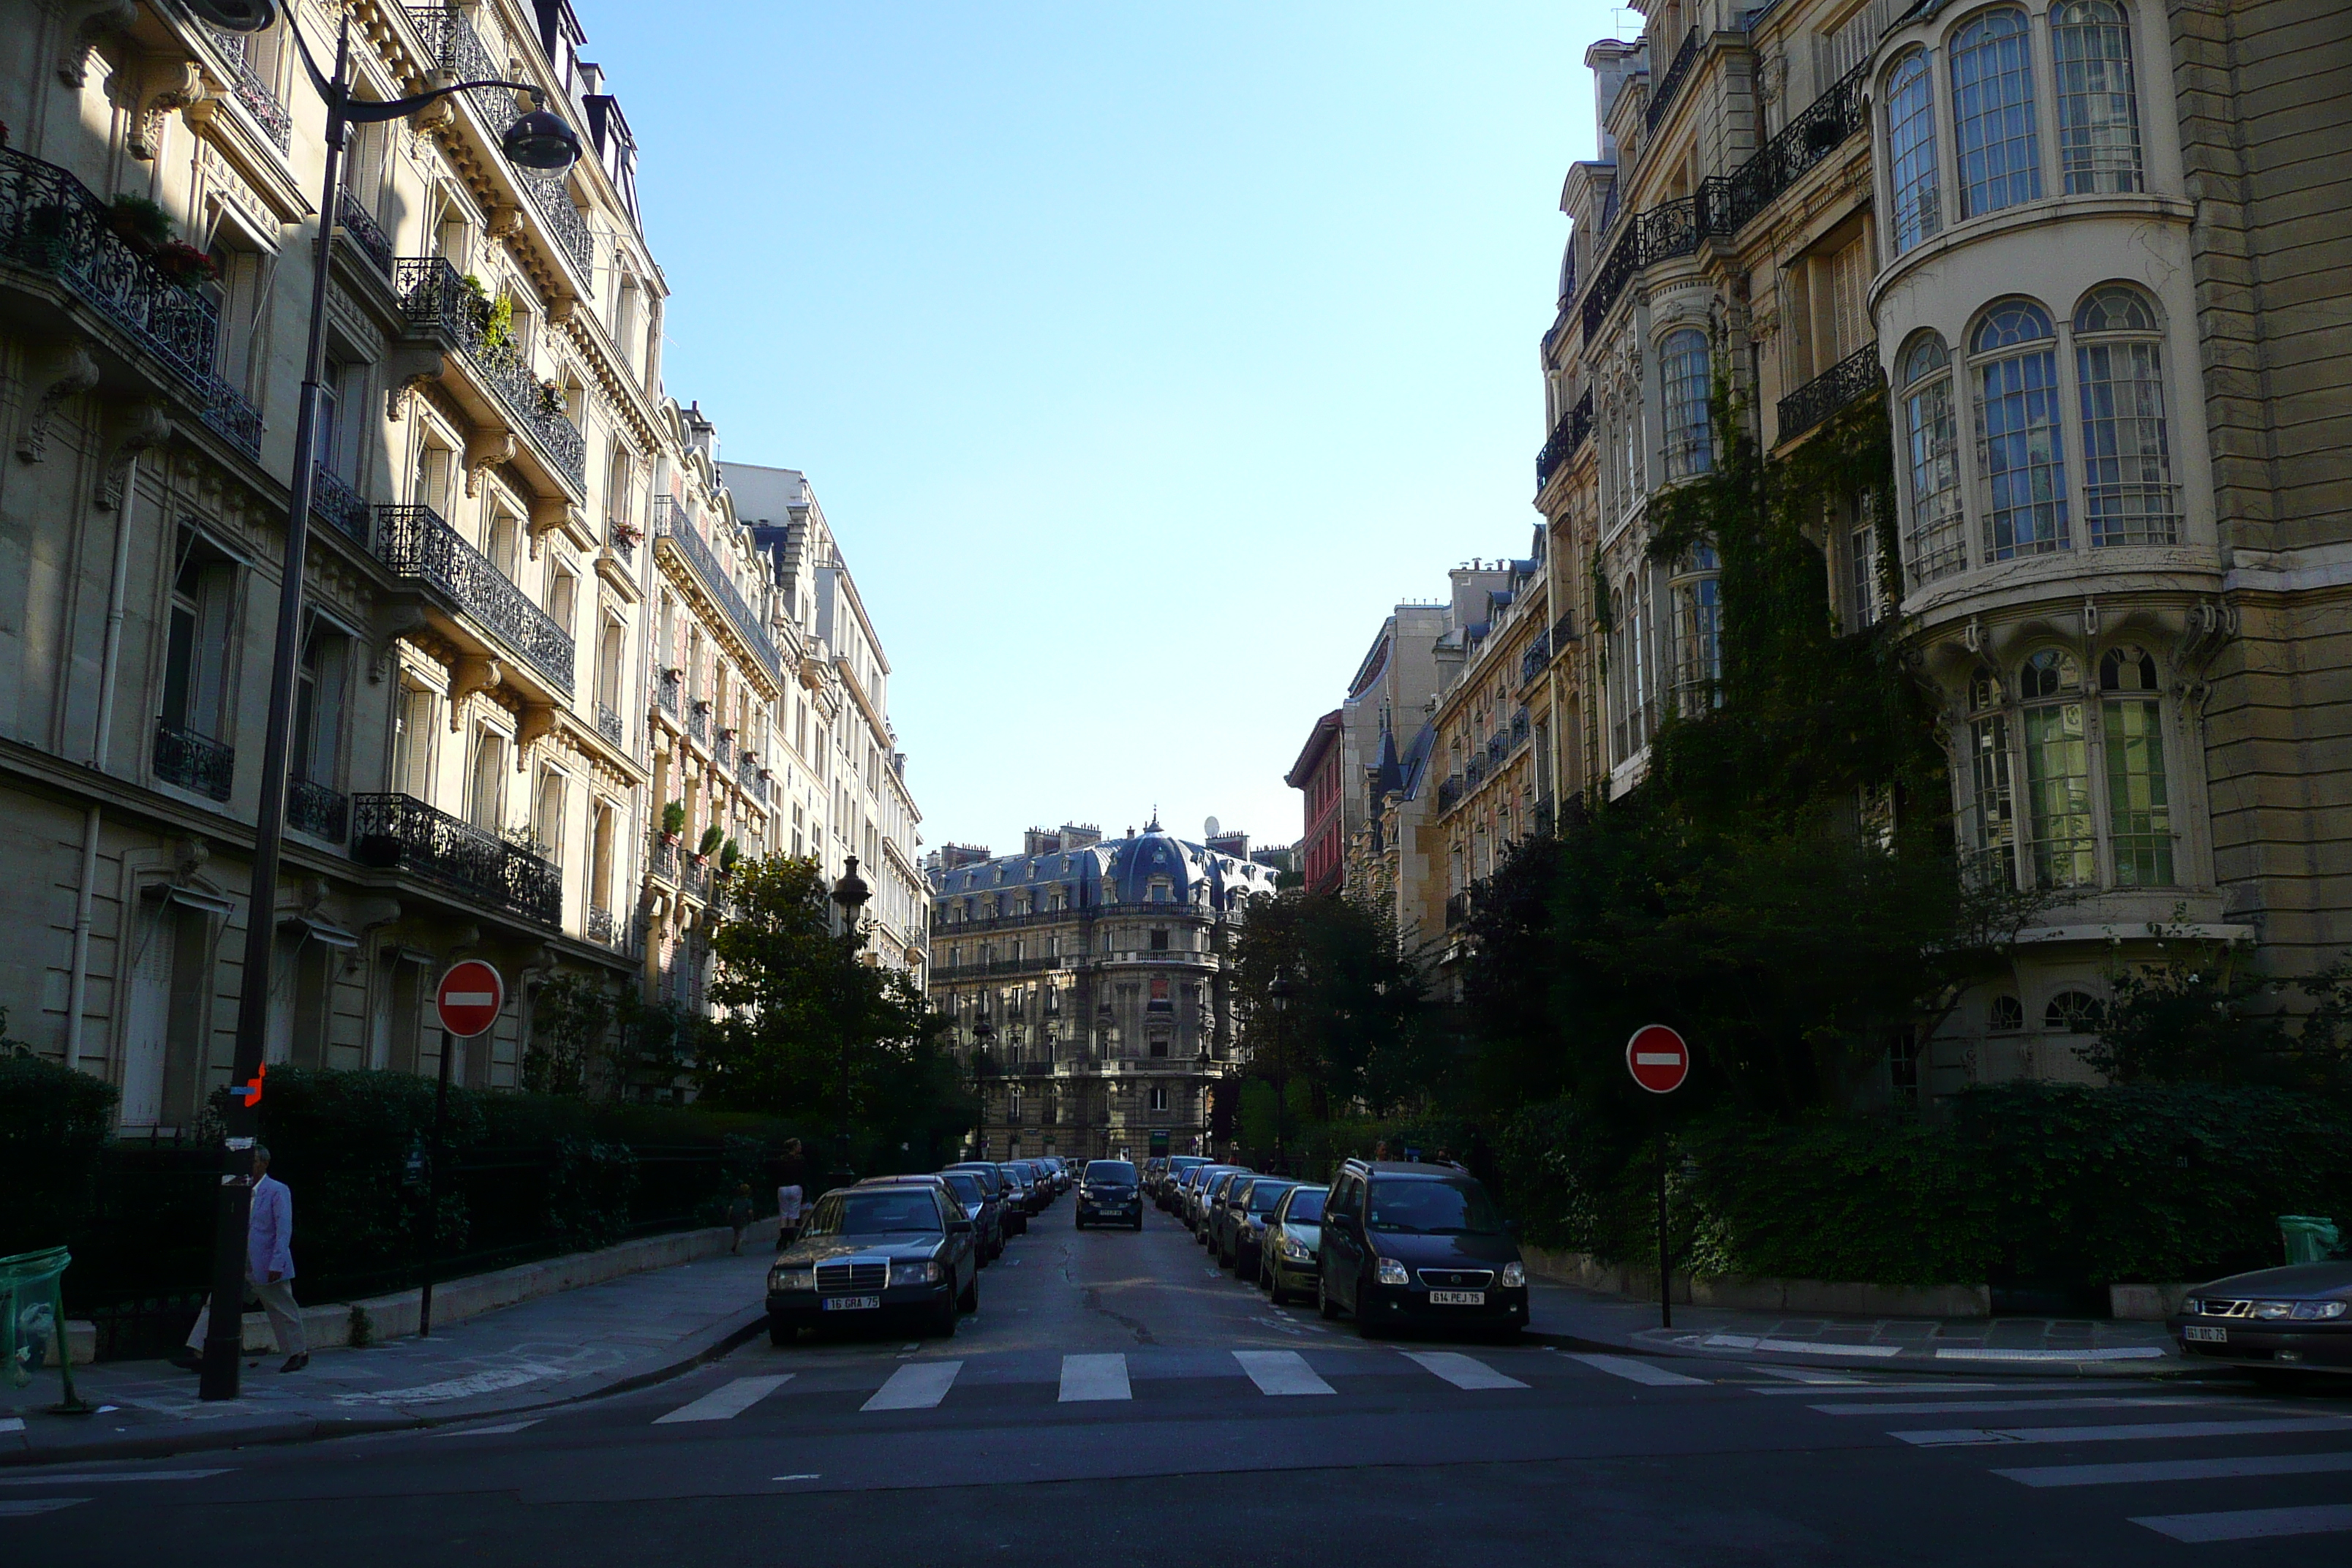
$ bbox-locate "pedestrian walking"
[726,1183,755,1254]
[172,1146,306,1373]
[774,1138,807,1251]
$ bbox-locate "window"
[2100,645,2173,886]
[1149,1085,1169,1114]
[467,727,508,832]
[1671,546,1721,709]
[2019,649,2095,888]
[1972,301,2068,559]
[1847,500,1881,633]
[1899,335,1967,583]
[488,510,522,580]
[549,567,578,638]
[1885,50,1941,252]
[1950,9,2042,217]
[2051,1,2141,193]
[2045,990,2100,1032]
[1989,994,2026,1032]
[2073,287,2176,546]
[1967,672,2017,887]
[532,769,566,864]
[293,625,350,787]
[391,680,437,797]
[1660,329,1712,480]
[1149,928,1169,952]
[162,538,235,744]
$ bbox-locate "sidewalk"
[0,1244,776,1466]
[1521,1274,2190,1376]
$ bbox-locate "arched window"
[1885,51,1941,252]
[1950,9,2043,217]
[1988,994,2025,1031]
[2073,286,2176,547]
[1671,546,1722,712]
[2051,1,2142,193]
[2044,990,2100,1032]
[1972,301,2068,559]
[1659,329,1713,479]
[1967,670,2016,887]
[1899,335,1965,583]
[2099,644,2173,885]
[2018,649,2095,888]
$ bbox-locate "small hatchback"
[1316,1161,1528,1338]
[1076,1159,1145,1230]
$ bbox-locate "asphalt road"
[10,1196,2352,1567]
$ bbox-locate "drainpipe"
[64,456,143,1068]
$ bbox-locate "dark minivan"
[1316,1160,1527,1338]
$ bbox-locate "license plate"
[1428,1289,1486,1306]
[822,1295,881,1312]
[2184,1324,2226,1343]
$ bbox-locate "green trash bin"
[2279,1215,2341,1265]
[0,1245,89,1413]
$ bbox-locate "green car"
[1258,1182,1330,1306]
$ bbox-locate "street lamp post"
[970,1017,996,1161]
[193,4,583,1403]
[827,856,872,1194]
[1267,970,1297,1175]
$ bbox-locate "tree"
[1232,889,1433,1120]
[524,973,617,1097]
[2080,938,2352,1088]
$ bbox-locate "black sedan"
[767,1183,979,1343]
[1076,1159,1145,1229]
[1317,1160,1529,1339]
[2171,1261,2352,1372]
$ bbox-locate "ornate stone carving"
[370,604,431,683]
[58,0,135,87]
[462,428,516,496]
[95,399,172,510]
[126,56,208,161]
[449,655,505,726]
[15,342,100,464]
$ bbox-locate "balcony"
[1445,893,1469,930]
[333,186,393,276]
[200,377,262,458]
[374,503,574,693]
[682,858,711,903]
[517,169,592,274]
[595,701,625,748]
[655,674,681,720]
[715,728,735,770]
[652,498,782,676]
[154,721,232,802]
[1646,28,1700,131]
[586,904,638,955]
[606,519,638,567]
[1551,611,1578,652]
[287,778,349,842]
[206,29,294,154]
[309,463,369,543]
[395,257,587,494]
[649,834,681,885]
[738,753,766,801]
[1535,391,1594,489]
[687,701,710,750]
[1520,632,1552,688]
[1436,776,1464,812]
[1777,341,1883,445]
[352,794,560,927]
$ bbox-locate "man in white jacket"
[172,1146,308,1373]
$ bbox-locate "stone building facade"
[928,821,1278,1163]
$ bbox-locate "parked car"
[1207,1174,1262,1264]
[1196,1169,1251,1242]
[1225,1177,1299,1276]
[1259,1183,1328,1305]
[2170,1260,2352,1372]
[767,1180,979,1343]
[1169,1164,1207,1218]
[1158,1156,1210,1209]
[944,1163,1027,1235]
[1316,1160,1528,1339]
[938,1169,1005,1263]
[1006,1160,1050,1210]
[1040,1156,1070,1194]
[1142,1156,1169,1197]
[1076,1159,1145,1230]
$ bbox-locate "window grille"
[2052,1,2143,194]
[1972,302,2069,559]
[1951,10,2043,216]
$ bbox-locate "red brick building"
[1286,709,1345,895]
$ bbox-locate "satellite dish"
[1204,815,1221,838]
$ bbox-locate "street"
[7,1204,2351,1567]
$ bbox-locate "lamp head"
[832,856,871,915]
[502,107,583,172]
[185,0,281,30]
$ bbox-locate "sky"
[583,1,1616,856]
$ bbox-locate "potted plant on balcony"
[537,379,566,418]
[609,518,644,549]
[106,193,173,255]
[717,837,740,876]
[695,824,723,863]
[151,239,217,291]
[660,800,686,842]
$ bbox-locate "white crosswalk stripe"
[1996,1451,2352,1488]
[863,1361,963,1411]
[1565,1353,1708,1387]
[0,1499,88,1517]
[2131,1504,2352,1544]
[1233,1350,1333,1396]
[1401,1351,1529,1390]
[1812,1396,2212,1417]
[1059,1353,1131,1403]
[653,1374,794,1424]
[1891,1415,2352,1448]
[0,1469,230,1486]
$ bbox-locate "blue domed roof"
[931,820,1277,915]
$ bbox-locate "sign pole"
[421,960,505,1339]
[1656,1137,1671,1330]
[1625,1024,1692,1332]
[418,1027,453,1340]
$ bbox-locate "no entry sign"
[435,960,505,1039]
[1626,1024,1690,1094]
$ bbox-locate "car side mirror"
[949,1218,973,1234]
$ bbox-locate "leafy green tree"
[525,973,617,1097]
[1232,889,1433,1120]
[2079,938,2352,1088]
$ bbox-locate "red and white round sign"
[435,960,505,1039]
[1626,1024,1690,1094]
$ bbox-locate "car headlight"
[1376,1257,1411,1286]
[2290,1300,2348,1320]
[772,1267,815,1292]
[890,1260,943,1286]
[1280,1237,1314,1262]
[1501,1262,1526,1288]
[2255,1300,2294,1319]
[2182,1299,2202,1316]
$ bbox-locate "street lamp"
[826,856,872,1192]
[1267,970,1297,1175]
[196,10,583,1403]
[970,1017,996,1159]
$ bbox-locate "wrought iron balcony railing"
[682,858,711,902]
[374,502,574,692]
[1777,341,1883,444]
[1444,892,1469,930]
[517,169,592,274]
[352,793,560,927]
[1520,633,1552,687]
[394,257,587,491]
[1646,28,1700,131]
[595,701,624,747]
[200,377,262,457]
[605,519,637,566]
[649,834,681,884]
[334,185,393,275]
[1536,390,1594,489]
[287,777,349,841]
[686,702,710,749]
[154,720,233,802]
[207,30,293,153]
[652,497,782,676]
[655,674,681,718]
[0,148,220,387]
[1551,611,1578,651]
[1436,775,1463,811]
[309,463,369,543]
[406,5,502,108]
[714,728,734,769]
[738,752,766,799]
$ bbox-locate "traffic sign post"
[1626,1025,1690,1327]
[421,962,504,1337]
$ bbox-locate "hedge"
[0,1052,119,1261]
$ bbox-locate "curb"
[1518,1324,2195,1379]
[0,1306,768,1469]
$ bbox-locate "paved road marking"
[1060,1353,1131,1402]
[1233,1350,1334,1396]
[0,1469,229,1487]
[1565,1353,1708,1387]
[1933,1346,2167,1362]
[0,1499,88,1517]
[1812,1396,2212,1417]
[2131,1504,2352,1544]
[772,1474,821,1482]
[0,1420,22,1434]
[1997,1451,2352,1488]
[1701,1334,1902,1358]
[653,1374,794,1424]
[1892,1416,2352,1448]
[1403,1351,1530,1390]
[1751,1382,2025,1395]
[1754,1365,1861,1384]
[862,1361,964,1411]
[433,1420,541,1437]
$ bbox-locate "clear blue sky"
[584,1,1613,855]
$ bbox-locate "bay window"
[1972,301,2068,560]
[2051,1,2143,194]
[1951,8,2043,216]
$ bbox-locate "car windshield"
[1170,1158,1207,1173]
[941,1173,984,1203]
[1365,1179,1504,1235]
[1247,1183,1295,1215]
[1086,1161,1137,1183]
[1282,1188,1327,1224]
[807,1191,944,1235]
[947,1166,1000,1194]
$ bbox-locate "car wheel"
[1132,1215,1143,1231]
[768,1317,795,1348]
[932,1295,959,1338]
[1317,1271,1342,1320]
[959,1270,979,1314]
[1074,1215,1086,1229]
